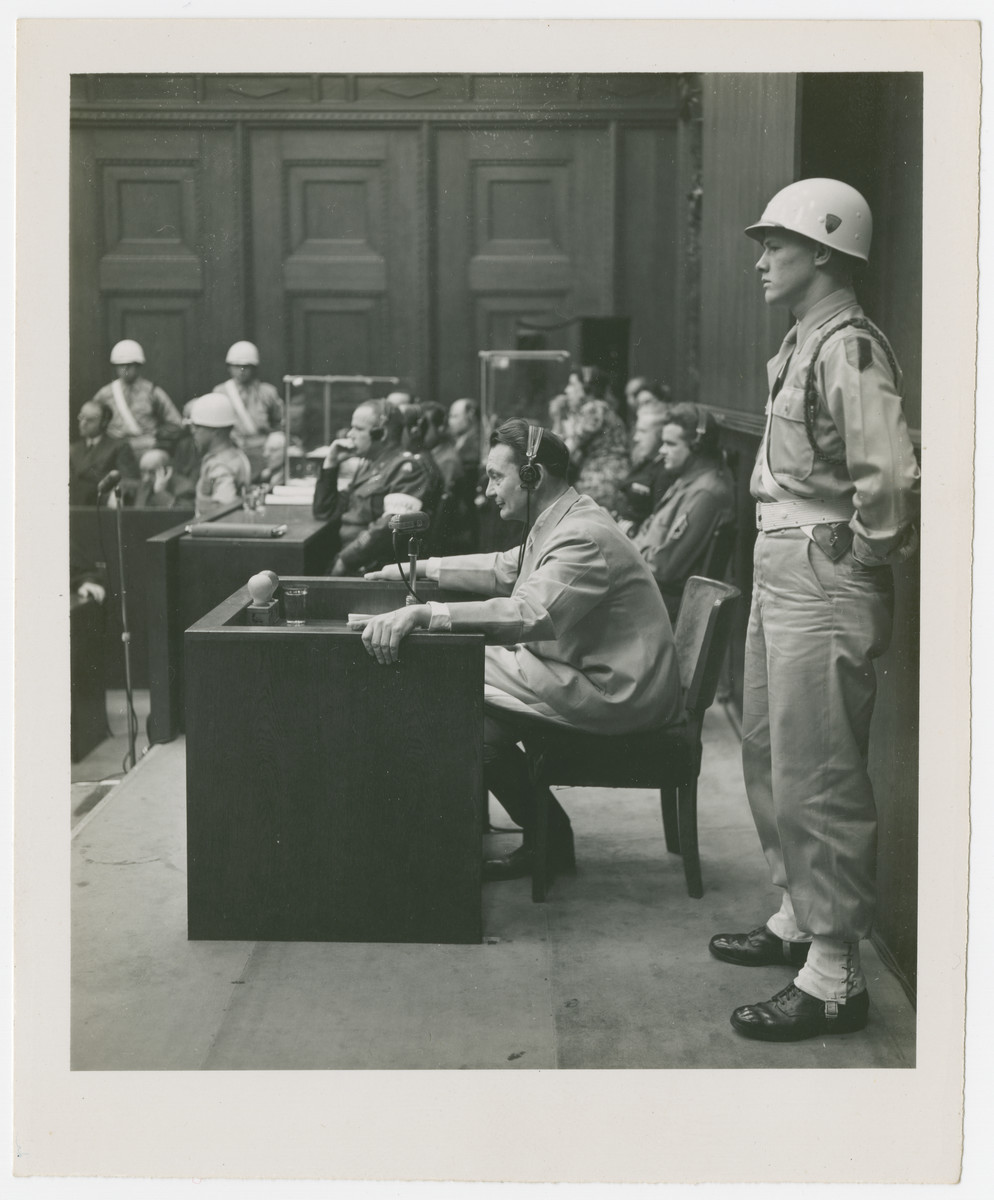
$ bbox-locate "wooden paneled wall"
[70,74,693,424]
[699,74,798,425]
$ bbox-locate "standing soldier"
[709,179,920,1041]
[212,340,284,479]
[92,339,184,456]
[186,393,253,518]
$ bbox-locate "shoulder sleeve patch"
[845,335,875,373]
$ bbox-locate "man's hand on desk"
[364,561,428,582]
[349,605,430,665]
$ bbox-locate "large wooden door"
[70,126,241,415]
[435,127,614,406]
[249,129,425,387]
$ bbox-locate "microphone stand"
[111,483,138,771]
[405,535,421,606]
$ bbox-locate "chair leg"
[677,778,703,899]
[659,786,680,854]
[531,766,549,903]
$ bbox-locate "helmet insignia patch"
[824,213,842,234]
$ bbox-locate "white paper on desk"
[264,492,313,505]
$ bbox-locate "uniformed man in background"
[92,339,184,457]
[212,340,284,478]
[186,392,253,517]
[312,398,439,575]
[709,179,920,1042]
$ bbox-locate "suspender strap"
[110,379,143,437]
[224,380,259,436]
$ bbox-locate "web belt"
[756,498,854,533]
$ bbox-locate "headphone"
[690,406,707,450]
[365,400,390,441]
[519,424,544,488]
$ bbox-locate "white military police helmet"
[745,178,872,263]
[187,393,237,428]
[110,339,146,365]
[226,340,260,366]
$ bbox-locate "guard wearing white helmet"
[708,179,920,1043]
[91,339,184,455]
[186,392,253,517]
[211,340,284,478]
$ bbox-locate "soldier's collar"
[795,286,858,350]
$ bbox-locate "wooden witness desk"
[185,578,485,944]
[147,502,340,742]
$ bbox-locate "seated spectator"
[447,397,481,475]
[259,430,289,487]
[632,403,735,622]
[312,399,441,575]
[212,340,284,479]
[562,367,631,513]
[399,403,445,516]
[186,393,253,517]
[92,340,184,457]
[386,386,418,413]
[613,397,675,533]
[624,376,672,424]
[69,401,140,506]
[134,448,196,509]
[422,402,475,554]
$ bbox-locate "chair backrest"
[672,576,740,718]
[700,520,737,583]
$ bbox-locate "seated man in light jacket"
[356,419,682,883]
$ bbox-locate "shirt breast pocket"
[769,386,814,483]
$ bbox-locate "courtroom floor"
[70,705,917,1071]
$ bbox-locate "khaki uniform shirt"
[93,377,184,452]
[434,489,682,735]
[196,444,252,515]
[751,287,920,564]
[211,379,284,438]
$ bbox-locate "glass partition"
[478,350,572,460]
[281,374,401,479]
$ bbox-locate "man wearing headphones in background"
[631,402,735,623]
[356,418,682,883]
[312,398,439,576]
[710,179,920,1043]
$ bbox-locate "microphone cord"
[517,487,532,576]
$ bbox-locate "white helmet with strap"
[187,392,238,428]
[110,339,146,365]
[745,178,872,263]
[226,340,260,366]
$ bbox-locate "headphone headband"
[519,424,545,488]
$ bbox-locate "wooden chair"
[523,576,741,902]
[700,519,738,584]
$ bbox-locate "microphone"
[97,469,122,497]
[388,511,430,533]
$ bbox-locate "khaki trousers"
[741,530,894,941]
